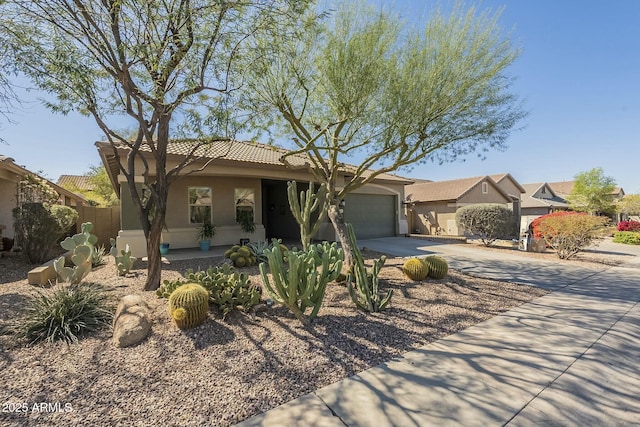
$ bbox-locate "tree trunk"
[327,202,354,269]
[144,220,163,291]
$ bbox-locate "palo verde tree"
[0,0,19,143]
[246,1,526,266]
[1,0,311,290]
[565,167,617,215]
[618,194,640,217]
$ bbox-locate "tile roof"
[520,183,569,209]
[406,176,490,202]
[97,139,412,184]
[548,181,624,197]
[489,173,526,194]
[57,175,94,191]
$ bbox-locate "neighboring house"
[96,140,412,256]
[404,175,520,236]
[548,181,625,221]
[520,182,570,233]
[57,174,95,194]
[0,154,87,245]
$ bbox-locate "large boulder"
[112,295,152,348]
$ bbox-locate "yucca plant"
[92,244,108,267]
[16,282,113,345]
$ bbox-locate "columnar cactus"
[168,283,209,329]
[259,239,343,324]
[53,222,98,284]
[423,256,449,279]
[345,224,392,312]
[402,257,428,281]
[287,181,329,251]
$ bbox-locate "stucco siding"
[0,178,16,239]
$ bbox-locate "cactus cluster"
[224,245,257,268]
[259,239,343,324]
[422,255,448,279]
[287,181,329,250]
[168,283,209,329]
[109,238,136,276]
[53,222,98,284]
[402,257,428,281]
[157,264,261,319]
[345,223,392,312]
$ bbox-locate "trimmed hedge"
[613,231,640,245]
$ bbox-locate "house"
[0,155,88,249]
[96,140,412,256]
[520,182,570,233]
[404,175,523,236]
[543,181,624,222]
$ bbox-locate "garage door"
[344,194,396,239]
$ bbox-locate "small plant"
[224,244,257,268]
[246,240,275,264]
[260,240,343,324]
[15,282,113,345]
[168,283,209,329]
[402,258,428,281]
[422,256,448,279]
[92,244,107,267]
[197,218,216,241]
[345,224,392,312]
[236,209,256,234]
[109,238,136,276]
[613,231,640,245]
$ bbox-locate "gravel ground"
[0,250,549,427]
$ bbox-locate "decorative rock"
[112,295,152,348]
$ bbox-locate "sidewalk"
[236,238,640,426]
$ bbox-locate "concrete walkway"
[236,238,640,426]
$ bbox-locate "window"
[189,187,212,224]
[235,188,255,225]
[482,182,488,194]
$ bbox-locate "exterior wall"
[495,179,522,199]
[0,177,16,239]
[458,182,511,205]
[411,201,456,235]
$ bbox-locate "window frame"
[188,186,213,224]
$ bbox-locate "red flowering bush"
[617,220,640,232]
[530,211,580,238]
[535,214,609,259]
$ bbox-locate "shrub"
[15,282,113,345]
[455,204,514,246]
[12,203,79,264]
[617,220,640,232]
[613,231,640,245]
[530,211,577,238]
[536,214,610,259]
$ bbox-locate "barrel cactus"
[224,244,257,268]
[168,283,209,329]
[402,257,428,281]
[423,256,448,279]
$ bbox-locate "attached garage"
[344,193,397,239]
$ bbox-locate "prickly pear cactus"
[168,283,209,329]
[423,256,448,279]
[402,258,428,281]
[110,238,136,276]
[54,222,98,284]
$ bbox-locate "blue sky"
[1,0,638,193]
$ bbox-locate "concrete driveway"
[238,237,640,427]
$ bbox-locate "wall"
[0,177,16,239]
[76,205,121,247]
